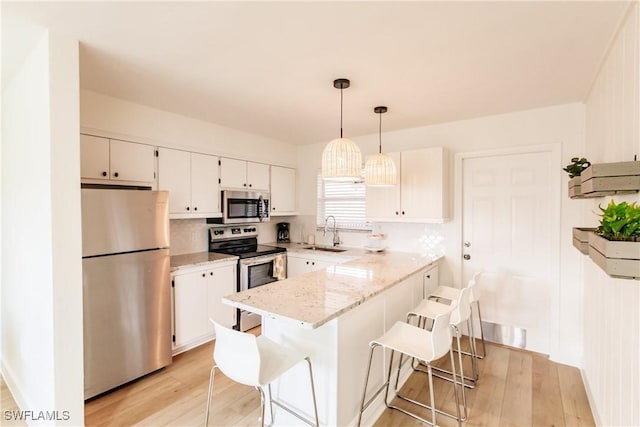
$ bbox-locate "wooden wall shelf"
[579,161,640,197]
[588,232,640,280]
[572,227,595,254]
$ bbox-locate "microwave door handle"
[258,195,267,222]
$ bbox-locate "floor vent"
[481,321,526,348]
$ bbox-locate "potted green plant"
[564,157,591,198]
[588,199,640,279]
[564,157,591,178]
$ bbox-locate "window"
[316,173,370,231]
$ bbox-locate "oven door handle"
[240,253,283,267]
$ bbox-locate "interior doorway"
[460,146,560,355]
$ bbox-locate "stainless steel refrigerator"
[81,188,172,399]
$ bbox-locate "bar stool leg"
[452,326,468,421]
[427,364,436,426]
[475,301,487,358]
[257,387,266,427]
[305,357,320,427]
[267,384,275,425]
[204,365,217,427]
[357,345,378,427]
[467,317,479,381]
[448,347,462,427]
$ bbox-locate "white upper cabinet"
[190,153,220,214]
[247,162,270,191]
[366,147,449,223]
[80,134,110,179]
[220,158,270,191]
[365,152,401,219]
[80,134,155,184]
[270,166,296,215]
[158,147,220,218]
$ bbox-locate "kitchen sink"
[302,246,347,253]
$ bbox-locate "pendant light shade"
[365,106,397,186]
[322,78,362,180]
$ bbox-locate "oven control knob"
[251,227,256,232]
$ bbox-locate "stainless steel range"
[208,225,287,331]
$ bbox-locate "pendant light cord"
[340,87,344,138]
[378,111,382,154]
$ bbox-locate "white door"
[462,150,557,354]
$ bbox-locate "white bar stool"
[429,271,486,360]
[404,286,474,423]
[356,308,461,427]
[204,320,320,427]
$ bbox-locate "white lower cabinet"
[286,252,351,278]
[172,261,237,354]
[423,264,439,297]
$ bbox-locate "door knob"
[463,254,471,260]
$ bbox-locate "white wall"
[1,29,83,426]
[582,3,639,426]
[80,89,297,167]
[296,102,585,366]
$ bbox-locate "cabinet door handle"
[194,207,198,211]
[186,206,190,211]
[202,273,206,277]
[114,172,119,178]
[249,183,252,188]
[102,171,107,177]
[243,183,247,187]
[312,262,315,266]
[395,211,399,215]
[306,261,309,265]
[402,211,405,215]
[210,272,213,276]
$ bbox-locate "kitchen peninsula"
[223,249,442,426]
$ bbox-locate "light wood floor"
[1,332,595,427]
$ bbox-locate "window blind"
[316,173,371,231]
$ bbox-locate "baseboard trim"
[580,368,602,426]
[1,357,29,412]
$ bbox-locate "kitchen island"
[223,249,442,427]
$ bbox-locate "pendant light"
[322,78,362,180]
[365,106,397,186]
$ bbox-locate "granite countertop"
[170,252,238,272]
[223,250,442,329]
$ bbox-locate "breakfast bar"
[223,250,442,426]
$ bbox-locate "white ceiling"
[2,1,630,145]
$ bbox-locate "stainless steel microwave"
[209,190,270,224]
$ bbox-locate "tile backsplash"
[169,219,210,255]
[169,218,281,255]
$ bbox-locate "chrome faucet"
[324,215,340,247]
